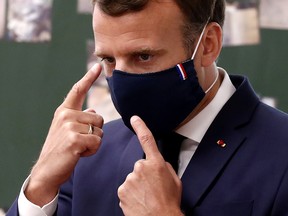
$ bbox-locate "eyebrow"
[93,50,102,58]
[94,47,166,58]
[129,47,165,56]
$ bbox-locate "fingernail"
[91,64,100,72]
[130,115,140,124]
[83,108,96,113]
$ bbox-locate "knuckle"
[96,114,104,127]
[56,109,71,121]
[139,134,151,144]
[54,106,62,116]
[117,184,126,198]
[125,172,134,182]
[94,135,102,145]
[71,82,81,95]
[93,114,104,128]
[97,128,104,138]
[98,136,103,145]
[63,122,75,131]
[88,113,104,128]
[134,160,145,172]
[93,127,103,137]
[91,136,102,151]
[118,173,135,197]
[67,133,80,147]
[82,135,102,155]
[153,161,166,173]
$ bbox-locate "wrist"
[24,176,59,207]
[164,207,184,216]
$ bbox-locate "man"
[7,0,288,215]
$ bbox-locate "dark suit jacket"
[7,75,288,215]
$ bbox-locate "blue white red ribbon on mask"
[176,63,188,80]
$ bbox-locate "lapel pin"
[217,139,226,148]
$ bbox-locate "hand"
[25,64,104,206]
[118,116,184,216]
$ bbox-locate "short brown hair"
[92,0,225,54]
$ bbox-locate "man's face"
[93,0,190,77]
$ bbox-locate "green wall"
[219,29,288,111]
[0,0,288,209]
[0,0,93,208]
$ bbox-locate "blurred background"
[0,0,288,212]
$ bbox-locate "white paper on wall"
[223,4,260,46]
[260,0,288,30]
[77,0,93,14]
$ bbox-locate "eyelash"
[138,54,153,61]
[99,53,154,65]
[100,57,115,63]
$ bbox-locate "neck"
[176,68,223,128]
[205,70,219,93]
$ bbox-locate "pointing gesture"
[130,115,162,161]
[25,64,104,206]
[62,64,100,110]
[118,116,184,216]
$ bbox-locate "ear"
[201,22,222,67]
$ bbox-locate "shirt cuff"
[18,176,58,216]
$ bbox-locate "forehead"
[92,1,185,55]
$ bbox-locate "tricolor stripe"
[176,63,187,80]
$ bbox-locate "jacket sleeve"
[271,166,288,215]
[6,199,19,216]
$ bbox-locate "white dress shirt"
[18,68,236,216]
[18,176,58,216]
[176,68,236,178]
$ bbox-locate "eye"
[101,57,115,64]
[138,54,152,62]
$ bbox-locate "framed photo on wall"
[6,0,53,42]
[0,0,7,39]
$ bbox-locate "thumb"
[130,116,163,161]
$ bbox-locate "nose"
[114,59,133,74]
[103,59,128,77]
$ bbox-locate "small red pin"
[217,139,226,148]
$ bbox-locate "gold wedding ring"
[88,124,94,135]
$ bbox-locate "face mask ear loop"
[191,18,210,60]
[190,18,218,93]
[205,70,219,93]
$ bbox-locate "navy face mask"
[107,59,205,138]
[106,24,212,138]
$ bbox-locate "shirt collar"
[175,68,236,143]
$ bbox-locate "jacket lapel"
[114,134,143,215]
[117,135,143,185]
[181,75,260,211]
[181,122,246,211]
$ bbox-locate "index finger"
[130,115,163,160]
[62,64,102,110]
